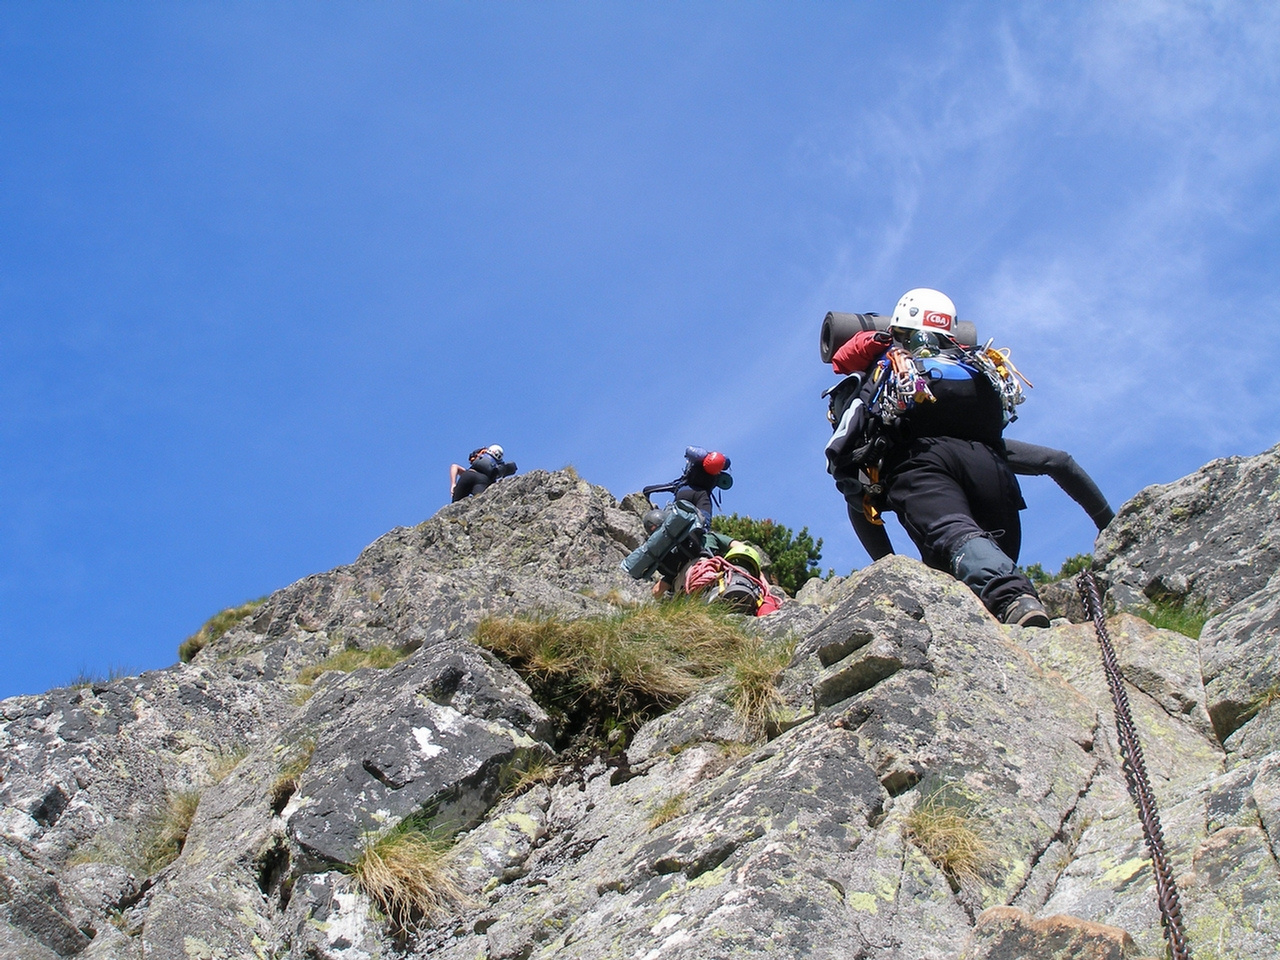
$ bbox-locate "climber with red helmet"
[642,446,733,525]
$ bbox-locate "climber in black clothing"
[849,438,1114,561]
[450,444,517,502]
[1005,440,1114,530]
[642,446,733,525]
[824,287,1052,627]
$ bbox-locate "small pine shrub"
[1057,554,1093,580]
[179,597,268,663]
[351,821,465,931]
[1023,553,1093,586]
[905,793,991,888]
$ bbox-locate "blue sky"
[2,2,1277,699]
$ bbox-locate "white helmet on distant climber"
[890,288,956,335]
[487,444,504,459]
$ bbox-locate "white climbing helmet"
[890,288,956,335]
[487,444,504,459]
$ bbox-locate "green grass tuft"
[179,597,268,663]
[473,598,759,745]
[647,792,687,830]
[351,819,465,931]
[1132,596,1210,639]
[294,645,410,687]
[905,792,991,889]
[499,752,558,799]
[269,739,316,813]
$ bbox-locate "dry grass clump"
[141,790,203,874]
[208,745,249,783]
[295,645,409,687]
[726,636,797,737]
[474,598,754,715]
[352,822,465,931]
[269,739,316,813]
[500,753,559,799]
[647,792,687,830]
[64,665,132,689]
[905,793,991,888]
[179,597,268,663]
[475,600,797,750]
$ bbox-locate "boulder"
[1095,443,1280,613]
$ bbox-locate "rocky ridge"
[1,449,1279,959]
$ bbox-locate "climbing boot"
[1003,594,1051,628]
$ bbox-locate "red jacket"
[831,330,890,374]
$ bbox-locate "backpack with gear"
[620,500,706,580]
[681,556,770,615]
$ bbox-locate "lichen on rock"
[2,455,1280,959]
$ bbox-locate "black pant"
[451,469,492,502]
[883,437,1036,617]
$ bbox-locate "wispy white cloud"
[846,2,1272,442]
[982,1,1280,460]
[794,0,1278,568]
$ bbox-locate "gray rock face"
[1200,569,1280,740]
[3,457,1280,959]
[202,469,652,680]
[1095,442,1280,612]
[287,643,553,867]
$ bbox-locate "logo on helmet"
[922,311,952,330]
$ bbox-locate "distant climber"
[849,438,1115,561]
[624,450,779,615]
[821,287,1052,627]
[642,446,734,525]
[450,444,517,502]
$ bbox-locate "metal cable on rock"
[1076,571,1191,960]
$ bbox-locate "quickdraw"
[887,345,936,410]
[971,339,1031,424]
[869,346,935,429]
[1077,571,1191,960]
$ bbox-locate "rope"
[1076,571,1191,960]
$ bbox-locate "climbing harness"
[1076,571,1191,960]
[887,345,936,412]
